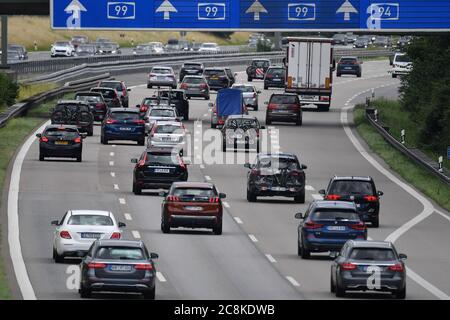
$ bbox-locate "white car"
[391,53,413,78]
[147,121,186,153]
[231,83,260,111]
[198,42,220,53]
[144,106,181,134]
[149,41,165,54]
[51,210,126,262]
[51,41,75,57]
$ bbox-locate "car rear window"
[76,95,102,103]
[349,248,396,261]
[329,180,375,196]
[100,82,123,91]
[339,58,357,64]
[253,61,270,68]
[160,91,183,100]
[184,64,202,69]
[152,68,172,74]
[92,89,115,99]
[395,55,411,63]
[150,109,175,117]
[270,95,297,104]
[310,210,359,221]
[67,215,113,226]
[183,77,205,84]
[172,188,216,199]
[45,127,79,138]
[95,247,144,260]
[155,124,182,134]
[258,156,299,170]
[204,69,225,77]
[267,68,284,76]
[110,112,139,120]
[146,153,179,165]
[233,85,254,93]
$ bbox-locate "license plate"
[184,206,203,211]
[55,141,69,145]
[211,77,218,80]
[120,127,132,131]
[345,67,353,70]
[327,226,346,231]
[300,95,319,101]
[271,187,286,191]
[154,168,170,173]
[273,79,281,81]
[81,233,101,239]
[109,265,132,272]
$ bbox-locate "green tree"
[0,73,18,108]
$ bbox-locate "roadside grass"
[18,83,58,102]
[354,105,450,212]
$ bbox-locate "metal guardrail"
[365,108,450,185]
[0,73,111,129]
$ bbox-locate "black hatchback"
[131,148,189,194]
[319,176,383,227]
[37,125,86,162]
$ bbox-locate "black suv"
[74,91,108,121]
[244,153,307,203]
[36,125,86,162]
[265,93,302,126]
[51,100,94,136]
[221,115,265,152]
[264,66,285,89]
[246,59,271,81]
[158,89,190,120]
[131,147,189,194]
[203,67,231,90]
[336,56,362,77]
[179,62,204,81]
[319,176,383,227]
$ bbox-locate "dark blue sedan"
[101,108,145,145]
[295,200,367,259]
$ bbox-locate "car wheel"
[337,73,341,77]
[101,135,108,145]
[138,138,145,146]
[133,183,142,195]
[213,220,222,235]
[330,275,336,293]
[53,248,64,263]
[300,238,310,259]
[296,115,302,126]
[264,85,268,90]
[147,84,152,89]
[266,117,271,125]
[143,287,155,300]
[395,286,406,299]
[222,141,227,152]
[392,74,397,78]
[357,73,362,78]
[79,284,92,298]
[335,281,346,297]
[253,105,258,111]
[371,216,380,228]
[247,77,252,82]
[246,188,257,202]
[88,127,93,136]
[76,154,82,162]
[161,215,170,233]
[294,189,305,203]
[205,95,210,101]
[39,153,45,161]
[184,112,189,121]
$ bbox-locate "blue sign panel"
[51,0,450,31]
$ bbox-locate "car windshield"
[67,215,113,226]
[168,39,178,45]
[334,34,345,40]
[152,68,172,74]
[267,68,284,76]
[155,124,182,134]
[233,85,254,93]
[225,118,258,129]
[183,77,205,84]
[78,45,95,52]
[270,95,297,104]
[45,127,79,138]
[202,43,217,48]
[76,95,102,103]
[173,188,215,198]
[159,91,182,100]
[136,45,151,50]
[395,55,411,63]
[92,89,115,98]
[253,61,270,68]
[204,69,225,76]
[349,248,396,261]
[329,180,375,196]
[100,82,123,91]
[258,156,299,170]
[55,42,70,46]
[184,64,202,69]
[95,247,144,260]
[150,109,175,117]
[110,112,139,121]
[146,153,178,165]
[310,210,359,221]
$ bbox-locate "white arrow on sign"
[64,0,87,20]
[246,0,268,21]
[156,0,178,20]
[336,0,358,21]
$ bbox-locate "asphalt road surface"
[12,59,450,300]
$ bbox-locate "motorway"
[10,59,450,299]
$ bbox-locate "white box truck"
[285,37,334,111]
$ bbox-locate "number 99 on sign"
[198,3,226,20]
[107,2,136,20]
[288,3,316,21]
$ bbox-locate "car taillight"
[178,156,186,170]
[288,104,300,110]
[95,103,105,109]
[149,73,156,78]
[133,119,145,125]
[304,221,324,229]
[40,136,49,143]
[167,195,180,202]
[199,83,207,89]
[74,137,82,144]
[251,169,261,175]
[350,222,366,230]
[320,96,330,101]
[364,195,378,202]
[326,194,341,200]
[180,83,188,89]
[267,103,277,110]
[106,118,117,124]
[388,263,404,272]
[122,88,127,96]
[209,197,220,203]
[88,262,106,269]
[134,263,153,271]
[110,232,121,239]
[265,74,273,79]
[140,105,149,113]
[341,262,357,271]
[60,231,71,239]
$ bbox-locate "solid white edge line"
[223,201,230,208]
[311,194,323,200]
[234,217,243,224]
[131,230,141,239]
[156,271,167,282]
[248,234,258,242]
[7,121,49,300]
[286,276,300,287]
[265,254,277,263]
[305,185,315,191]
[435,209,450,221]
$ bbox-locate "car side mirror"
[127,88,131,91]
[318,189,326,195]
[260,125,266,129]
[159,191,168,197]
[118,222,126,228]
[51,220,59,226]
[244,163,251,169]
[219,192,226,199]
[131,158,138,163]
[144,116,149,121]
[377,191,384,196]
[301,164,307,170]
[329,251,339,259]
[150,253,159,259]
[135,104,140,108]
[294,212,303,219]
[80,133,87,139]
[264,101,268,105]
[398,253,407,261]
[36,133,42,138]
[257,90,261,94]
[208,102,214,108]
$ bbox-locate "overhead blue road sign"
[51,0,450,31]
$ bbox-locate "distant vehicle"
[51,209,125,262]
[147,66,177,89]
[203,67,231,91]
[391,53,412,78]
[373,36,391,48]
[51,100,94,136]
[244,153,307,203]
[295,201,367,259]
[79,240,158,299]
[396,36,412,49]
[332,34,347,45]
[180,75,210,100]
[179,62,204,81]
[76,44,97,56]
[133,44,154,55]
[179,39,192,51]
[192,42,202,51]
[36,125,86,162]
[136,96,172,116]
[5,50,21,63]
[224,67,236,86]
[210,88,247,129]
[231,83,260,110]
[147,121,186,154]
[165,38,181,52]
[221,115,264,152]
[246,59,271,82]
[353,36,370,48]
[51,41,75,57]
[101,108,145,145]
[198,42,220,53]
[345,32,357,44]
[336,56,362,77]
[330,240,407,299]
[265,93,302,126]
[285,37,334,111]
[7,44,28,60]
[160,182,225,234]
[95,37,111,43]
[319,176,383,227]
[74,91,108,121]
[144,106,180,134]
[97,42,121,55]
[158,89,190,120]
[264,66,285,90]
[90,87,122,108]
[131,148,189,193]
[98,80,130,108]
[147,42,164,54]
[70,35,89,48]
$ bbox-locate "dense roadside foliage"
[400,36,450,156]
[0,73,19,110]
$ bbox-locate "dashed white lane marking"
[234,217,243,224]
[248,234,258,242]
[156,272,167,282]
[110,172,116,178]
[265,254,277,263]
[204,175,212,181]
[203,113,208,117]
[113,184,119,190]
[132,230,141,239]
[112,144,116,148]
[110,152,115,157]
[124,213,132,221]
[119,198,126,205]
[200,164,205,169]
[286,276,300,287]
[223,201,230,208]
[305,185,315,191]
[109,161,114,166]
[311,194,323,200]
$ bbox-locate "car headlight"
[112,50,117,54]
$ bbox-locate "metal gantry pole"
[1,15,8,68]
